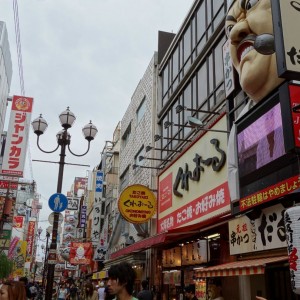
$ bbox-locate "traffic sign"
[48,193,68,212]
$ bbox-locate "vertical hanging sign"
[1,96,33,177]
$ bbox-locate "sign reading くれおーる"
[118,184,156,224]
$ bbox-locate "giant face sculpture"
[226,0,284,102]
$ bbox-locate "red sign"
[69,242,92,265]
[240,174,300,211]
[289,84,300,148]
[1,96,33,177]
[159,173,173,213]
[0,181,18,189]
[158,182,230,233]
[13,216,24,228]
[26,221,35,256]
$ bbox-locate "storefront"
[156,114,232,300]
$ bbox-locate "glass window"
[196,3,206,52]
[213,0,223,15]
[122,123,131,148]
[172,48,179,91]
[207,0,212,25]
[214,37,226,87]
[134,146,145,166]
[137,97,146,123]
[183,27,191,63]
[208,53,214,94]
[162,66,169,96]
[197,63,207,107]
[120,167,129,192]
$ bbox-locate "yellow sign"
[118,184,156,224]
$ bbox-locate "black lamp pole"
[31,107,98,300]
[42,231,50,293]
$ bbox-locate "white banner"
[1,96,33,177]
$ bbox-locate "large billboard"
[158,116,230,233]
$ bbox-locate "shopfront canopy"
[194,255,288,277]
[110,228,200,259]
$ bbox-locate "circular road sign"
[48,193,68,212]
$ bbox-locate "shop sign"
[13,216,24,228]
[229,203,286,255]
[272,0,300,79]
[12,240,27,277]
[284,205,300,295]
[1,96,33,177]
[223,38,235,98]
[162,247,181,267]
[158,182,230,233]
[69,242,92,265]
[26,221,35,256]
[163,271,181,285]
[158,116,230,233]
[74,177,87,196]
[181,240,208,266]
[239,174,300,211]
[118,184,156,224]
[67,197,79,210]
[79,205,87,228]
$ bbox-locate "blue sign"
[48,193,68,212]
[95,171,103,193]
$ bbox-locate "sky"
[0,0,194,239]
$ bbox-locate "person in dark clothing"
[184,285,197,300]
[137,280,153,300]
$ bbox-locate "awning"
[110,233,167,259]
[195,256,288,277]
[110,228,200,259]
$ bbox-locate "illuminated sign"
[118,184,156,224]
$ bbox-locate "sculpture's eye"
[245,0,260,10]
[226,24,234,38]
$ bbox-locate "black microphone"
[253,33,275,55]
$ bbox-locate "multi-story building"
[98,1,298,300]
[0,21,12,140]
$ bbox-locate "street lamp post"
[41,231,50,294]
[31,107,97,300]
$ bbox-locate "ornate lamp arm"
[67,141,91,157]
[36,135,60,154]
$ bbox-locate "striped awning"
[195,255,288,277]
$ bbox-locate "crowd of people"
[0,263,268,300]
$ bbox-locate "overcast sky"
[0,0,194,237]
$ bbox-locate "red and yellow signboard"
[118,184,156,224]
[69,242,92,265]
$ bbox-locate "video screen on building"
[237,102,286,179]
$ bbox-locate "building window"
[119,167,129,192]
[134,146,145,167]
[122,123,131,147]
[137,97,146,123]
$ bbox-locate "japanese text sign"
[26,221,35,256]
[95,171,103,193]
[158,116,230,233]
[223,39,235,97]
[229,203,287,255]
[272,0,300,79]
[1,96,33,177]
[118,184,157,224]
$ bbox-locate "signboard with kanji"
[118,184,156,224]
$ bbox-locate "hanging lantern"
[284,205,300,295]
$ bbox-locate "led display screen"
[237,102,286,179]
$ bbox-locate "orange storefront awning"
[195,255,288,277]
